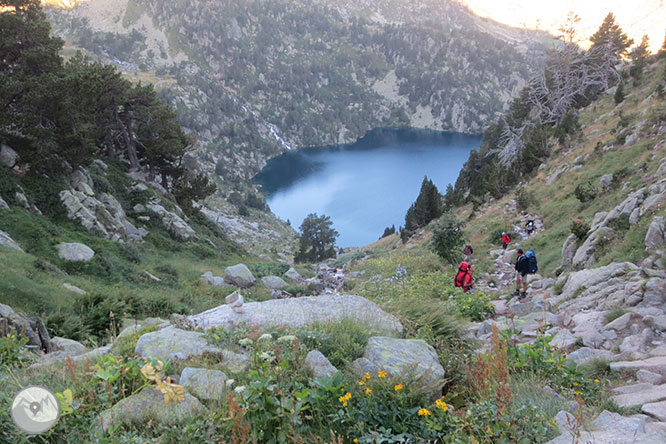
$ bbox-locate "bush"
[570,219,591,240]
[248,262,290,278]
[574,181,597,203]
[515,187,537,212]
[430,212,466,265]
[449,291,495,322]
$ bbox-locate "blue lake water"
[254,128,481,248]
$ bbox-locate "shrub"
[430,212,466,265]
[570,219,591,240]
[515,187,537,212]
[0,329,31,369]
[574,181,597,203]
[248,262,290,278]
[449,291,495,322]
[121,242,142,264]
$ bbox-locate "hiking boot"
[519,291,527,299]
[511,289,520,298]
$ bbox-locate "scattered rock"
[261,275,288,290]
[50,337,86,355]
[62,283,86,295]
[638,369,664,385]
[610,356,666,377]
[304,350,338,378]
[223,264,255,288]
[547,410,666,444]
[180,367,228,401]
[284,267,303,281]
[353,337,444,396]
[225,291,245,313]
[0,195,8,210]
[613,383,666,408]
[0,230,23,251]
[135,326,222,361]
[220,349,250,373]
[646,216,666,251]
[98,386,205,433]
[0,144,19,168]
[57,242,95,262]
[567,347,620,365]
[600,174,613,190]
[200,271,233,288]
[189,294,403,334]
[145,203,195,240]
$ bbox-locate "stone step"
[610,356,666,376]
[643,400,666,421]
[613,383,666,408]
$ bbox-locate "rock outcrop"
[0,230,23,251]
[261,275,288,290]
[144,203,195,240]
[188,294,403,333]
[0,303,51,352]
[353,337,445,397]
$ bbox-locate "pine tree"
[589,13,633,58]
[403,176,443,238]
[614,81,625,104]
[295,213,339,263]
[629,34,651,83]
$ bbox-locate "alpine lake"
[254,128,482,248]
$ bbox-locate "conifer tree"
[403,176,443,238]
[589,12,633,58]
[629,35,651,82]
[295,213,339,263]
[614,81,625,104]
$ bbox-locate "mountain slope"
[46,0,553,182]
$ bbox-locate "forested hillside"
[45,0,552,181]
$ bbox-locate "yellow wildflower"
[574,390,582,396]
[594,379,600,383]
[486,426,492,434]
[365,387,372,395]
[573,382,579,386]
[394,384,403,391]
[435,398,448,412]
[363,372,371,381]
[417,408,431,416]
[378,370,387,378]
[354,440,358,443]
[358,381,365,386]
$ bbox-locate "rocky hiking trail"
[469,212,666,442]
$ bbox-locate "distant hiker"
[513,249,538,299]
[463,245,473,262]
[454,261,474,292]
[526,219,535,238]
[501,232,511,250]
[513,249,529,299]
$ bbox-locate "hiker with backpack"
[454,261,475,292]
[501,232,511,250]
[463,245,473,262]
[526,219,535,238]
[513,248,538,299]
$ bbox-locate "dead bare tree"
[495,42,620,168]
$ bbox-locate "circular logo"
[11,386,60,434]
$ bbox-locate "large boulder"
[304,350,338,378]
[352,337,444,396]
[30,344,112,369]
[50,337,86,355]
[0,230,23,251]
[98,386,205,432]
[0,144,19,168]
[571,227,614,268]
[645,216,666,251]
[180,367,228,401]
[284,267,303,281]
[135,326,222,361]
[188,294,403,334]
[224,264,255,288]
[261,275,288,290]
[0,195,8,210]
[0,304,51,352]
[57,242,95,262]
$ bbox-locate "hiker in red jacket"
[454,262,475,292]
[462,264,475,292]
[501,232,511,250]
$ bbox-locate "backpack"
[454,261,470,287]
[525,250,538,274]
[463,245,473,255]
